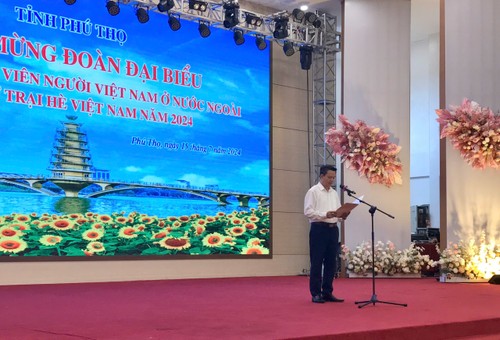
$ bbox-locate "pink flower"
[436,98,499,169]
[325,115,403,187]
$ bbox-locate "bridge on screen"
[0,172,269,208]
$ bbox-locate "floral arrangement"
[341,241,436,276]
[436,98,500,169]
[0,208,270,257]
[438,233,499,280]
[325,115,402,187]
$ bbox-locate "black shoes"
[311,294,344,303]
[311,295,325,303]
[322,294,344,302]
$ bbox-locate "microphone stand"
[344,189,407,308]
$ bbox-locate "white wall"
[343,0,411,249]
[410,0,440,228]
[444,0,500,244]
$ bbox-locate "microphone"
[340,184,356,195]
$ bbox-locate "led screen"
[0,0,270,258]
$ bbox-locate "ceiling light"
[106,1,120,16]
[136,7,149,23]
[283,41,295,57]
[157,0,174,13]
[64,0,76,5]
[198,21,211,38]
[273,17,289,40]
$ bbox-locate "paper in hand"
[334,202,358,217]
[352,195,364,204]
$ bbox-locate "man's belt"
[311,221,337,228]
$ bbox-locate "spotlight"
[64,0,76,5]
[136,7,149,23]
[313,18,322,28]
[255,35,267,51]
[300,45,313,70]
[273,17,289,39]
[106,1,120,16]
[157,0,174,13]
[283,41,295,57]
[223,2,240,29]
[198,21,211,38]
[304,12,317,24]
[233,30,245,45]
[291,8,305,22]
[168,14,181,31]
[245,13,262,27]
[189,0,208,12]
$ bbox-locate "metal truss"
[117,1,341,184]
[310,12,341,184]
[120,0,329,49]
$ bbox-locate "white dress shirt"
[304,182,341,223]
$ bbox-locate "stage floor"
[1,276,499,339]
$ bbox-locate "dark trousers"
[309,222,339,297]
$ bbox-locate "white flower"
[438,232,499,280]
[343,241,436,276]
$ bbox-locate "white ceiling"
[246,0,440,42]
[245,0,339,14]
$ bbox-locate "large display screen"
[0,0,271,259]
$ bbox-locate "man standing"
[304,165,349,303]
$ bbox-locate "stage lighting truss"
[116,0,340,52]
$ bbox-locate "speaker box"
[488,275,500,284]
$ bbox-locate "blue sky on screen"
[0,0,270,194]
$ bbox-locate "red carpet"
[1,276,499,339]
